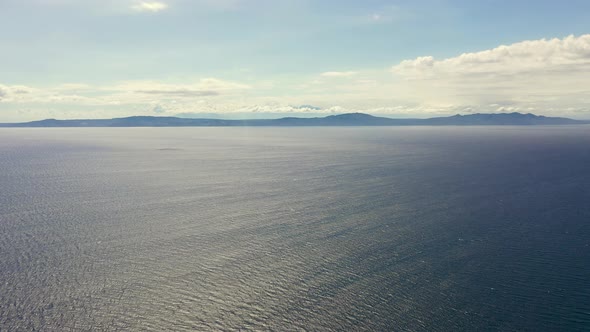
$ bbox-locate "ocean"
[0,127,589,331]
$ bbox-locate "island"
[0,112,587,127]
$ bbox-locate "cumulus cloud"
[392,34,590,78]
[131,1,168,13]
[388,34,590,117]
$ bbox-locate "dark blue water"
[0,127,589,331]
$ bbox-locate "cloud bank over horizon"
[1,1,590,121]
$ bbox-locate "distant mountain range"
[0,112,587,127]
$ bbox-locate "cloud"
[320,71,358,78]
[0,78,250,110]
[387,34,590,116]
[0,84,37,102]
[109,78,250,96]
[136,89,219,97]
[392,34,590,78]
[131,1,168,13]
[233,104,332,114]
[3,35,590,121]
[197,78,251,91]
[293,104,322,111]
[27,0,244,13]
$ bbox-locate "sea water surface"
[0,127,589,331]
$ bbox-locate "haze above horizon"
[1,0,590,121]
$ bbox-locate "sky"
[1,0,590,121]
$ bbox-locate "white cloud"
[131,1,168,13]
[0,84,38,102]
[0,78,252,111]
[392,34,590,77]
[320,71,358,78]
[388,34,590,117]
[3,36,590,121]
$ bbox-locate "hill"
[0,112,586,127]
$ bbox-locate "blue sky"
[1,0,590,121]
